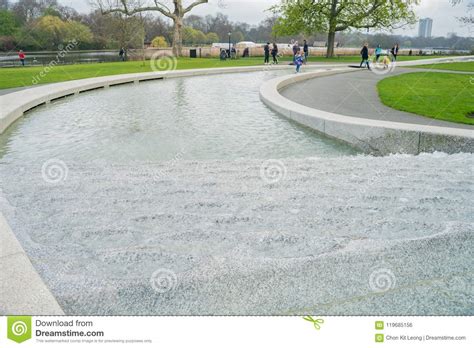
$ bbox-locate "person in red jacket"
[18,50,26,66]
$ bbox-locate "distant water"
[0,51,119,67]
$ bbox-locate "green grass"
[378,72,474,125]
[409,61,474,72]
[0,55,454,90]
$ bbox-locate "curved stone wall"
[259,57,474,155]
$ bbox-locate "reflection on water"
[0,71,358,163]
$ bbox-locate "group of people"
[264,40,310,73]
[360,42,400,70]
[263,43,280,65]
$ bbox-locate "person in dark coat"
[391,43,399,61]
[303,40,309,63]
[264,42,270,64]
[360,43,370,70]
[292,41,299,63]
[271,43,279,64]
[119,47,126,61]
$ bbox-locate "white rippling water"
[0,72,472,315]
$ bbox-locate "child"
[382,54,391,69]
[375,44,382,62]
[295,50,304,73]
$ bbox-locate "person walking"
[119,47,126,62]
[18,50,26,66]
[264,42,270,64]
[360,43,370,70]
[292,41,299,63]
[295,50,304,73]
[391,43,399,61]
[303,40,309,64]
[271,43,279,64]
[375,44,382,62]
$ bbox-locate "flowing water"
[0,71,472,315]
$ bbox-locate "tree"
[12,0,58,23]
[143,15,170,42]
[20,14,93,49]
[64,20,93,45]
[0,9,19,36]
[110,13,145,50]
[232,30,245,43]
[205,31,218,44]
[193,28,206,44]
[272,0,419,57]
[0,0,9,10]
[35,14,66,47]
[184,14,207,32]
[205,12,232,41]
[183,26,196,44]
[183,26,206,45]
[96,0,209,56]
[151,35,169,47]
[451,0,473,25]
[42,5,62,18]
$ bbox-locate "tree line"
[0,0,472,54]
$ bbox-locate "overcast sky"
[59,0,473,37]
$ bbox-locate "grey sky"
[58,0,473,37]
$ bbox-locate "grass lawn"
[378,72,474,125]
[409,61,474,72]
[0,55,451,90]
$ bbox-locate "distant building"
[418,18,433,38]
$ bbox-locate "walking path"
[280,68,474,130]
[0,85,44,96]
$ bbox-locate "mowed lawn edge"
[409,61,474,72]
[377,72,474,125]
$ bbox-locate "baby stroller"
[220,49,227,61]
